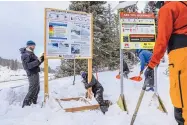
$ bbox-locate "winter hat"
[26,40,36,46]
[80,71,87,79]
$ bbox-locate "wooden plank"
[64,104,100,112]
[56,97,82,101]
[55,97,91,105]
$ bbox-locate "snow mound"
[0,66,177,125]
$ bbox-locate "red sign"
[120,12,155,19]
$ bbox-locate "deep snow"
[0,65,177,125]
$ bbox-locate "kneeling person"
[80,71,111,114]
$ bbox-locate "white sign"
[45,8,92,59]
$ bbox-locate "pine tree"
[56,2,139,77]
[57,1,109,77]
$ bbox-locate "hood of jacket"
[19,48,26,54]
[19,47,33,54]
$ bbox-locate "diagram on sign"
[49,22,68,40]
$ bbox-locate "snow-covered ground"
[0,66,27,81]
[0,66,51,81]
[0,66,54,90]
[0,65,177,125]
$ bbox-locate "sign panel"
[45,8,93,59]
[120,12,156,49]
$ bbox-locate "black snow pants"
[24,73,40,103]
[94,87,110,114]
[95,87,105,106]
[174,107,185,125]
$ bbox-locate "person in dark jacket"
[20,40,44,108]
[123,60,130,78]
[118,60,130,79]
[80,71,111,114]
[135,49,154,91]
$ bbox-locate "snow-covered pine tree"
[56,2,120,77]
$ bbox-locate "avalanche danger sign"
[120,12,156,49]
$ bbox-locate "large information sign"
[45,8,92,59]
[120,12,156,49]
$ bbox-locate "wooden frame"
[55,97,100,113]
[44,8,94,102]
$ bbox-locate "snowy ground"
[0,66,27,81]
[0,65,177,125]
[0,66,54,90]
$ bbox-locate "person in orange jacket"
[144,1,187,124]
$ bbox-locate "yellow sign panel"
[120,12,156,49]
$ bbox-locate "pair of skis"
[130,66,167,125]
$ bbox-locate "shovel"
[129,76,142,82]
[116,74,120,79]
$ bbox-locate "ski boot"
[22,99,32,108]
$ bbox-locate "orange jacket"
[148,1,187,69]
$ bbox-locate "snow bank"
[0,65,177,125]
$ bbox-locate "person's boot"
[104,100,112,107]
[22,100,32,108]
[32,97,38,104]
[100,105,108,114]
[32,99,37,104]
[99,101,111,114]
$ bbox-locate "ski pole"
[154,66,168,114]
[130,80,147,125]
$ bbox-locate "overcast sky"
[0,1,146,68]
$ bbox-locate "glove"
[144,66,154,79]
[38,53,44,63]
[85,84,90,89]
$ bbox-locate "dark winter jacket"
[137,50,152,72]
[20,48,41,76]
[82,74,103,95]
[123,60,129,72]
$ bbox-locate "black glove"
[144,66,154,79]
[38,53,44,63]
[85,84,90,89]
[40,54,44,62]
